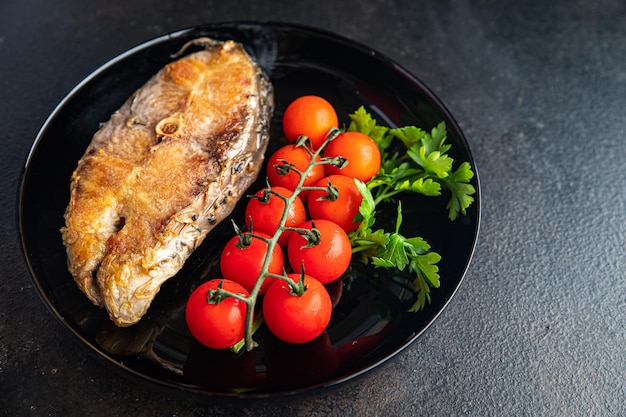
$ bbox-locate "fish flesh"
[61,38,274,326]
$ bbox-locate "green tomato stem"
[237,132,339,351]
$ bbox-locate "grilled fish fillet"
[61,38,273,326]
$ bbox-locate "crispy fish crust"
[61,38,273,326]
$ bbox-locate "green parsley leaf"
[354,178,376,226]
[348,106,391,151]
[407,145,453,178]
[346,106,476,311]
[389,125,427,149]
[442,161,476,220]
[397,177,442,196]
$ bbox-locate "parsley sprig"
[348,107,476,220]
[347,107,475,311]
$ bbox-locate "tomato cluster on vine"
[185,95,382,350]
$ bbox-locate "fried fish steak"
[61,38,274,326]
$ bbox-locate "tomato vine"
[186,99,476,352]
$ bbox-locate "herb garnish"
[347,107,475,311]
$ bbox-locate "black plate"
[19,22,480,398]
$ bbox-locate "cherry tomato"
[262,273,332,344]
[323,131,381,182]
[220,232,284,294]
[185,279,249,350]
[287,219,352,284]
[244,186,306,246]
[307,174,363,233]
[266,144,325,201]
[282,95,338,149]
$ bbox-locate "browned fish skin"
[61,38,273,326]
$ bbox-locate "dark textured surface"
[1,0,624,416]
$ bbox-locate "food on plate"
[286,219,352,284]
[307,174,363,233]
[219,231,284,294]
[244,186,306,246]
[185,279,250,350]
[60,37,273,326]
[184,95,476,351]
[323,130,381,182]
[265,143,325,201]
[262,273,332,344]
[282,95,338,149]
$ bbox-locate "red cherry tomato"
[185,279,249,350]
[324,131,381,182]
[266,144,325,201]
[262,273,332,344]
[282,95,339,149]
[220,232,284,294]
[307,174,363,233]
[287,219,352,284]
[244,186,306,246]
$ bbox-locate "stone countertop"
[1,1,624,416]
